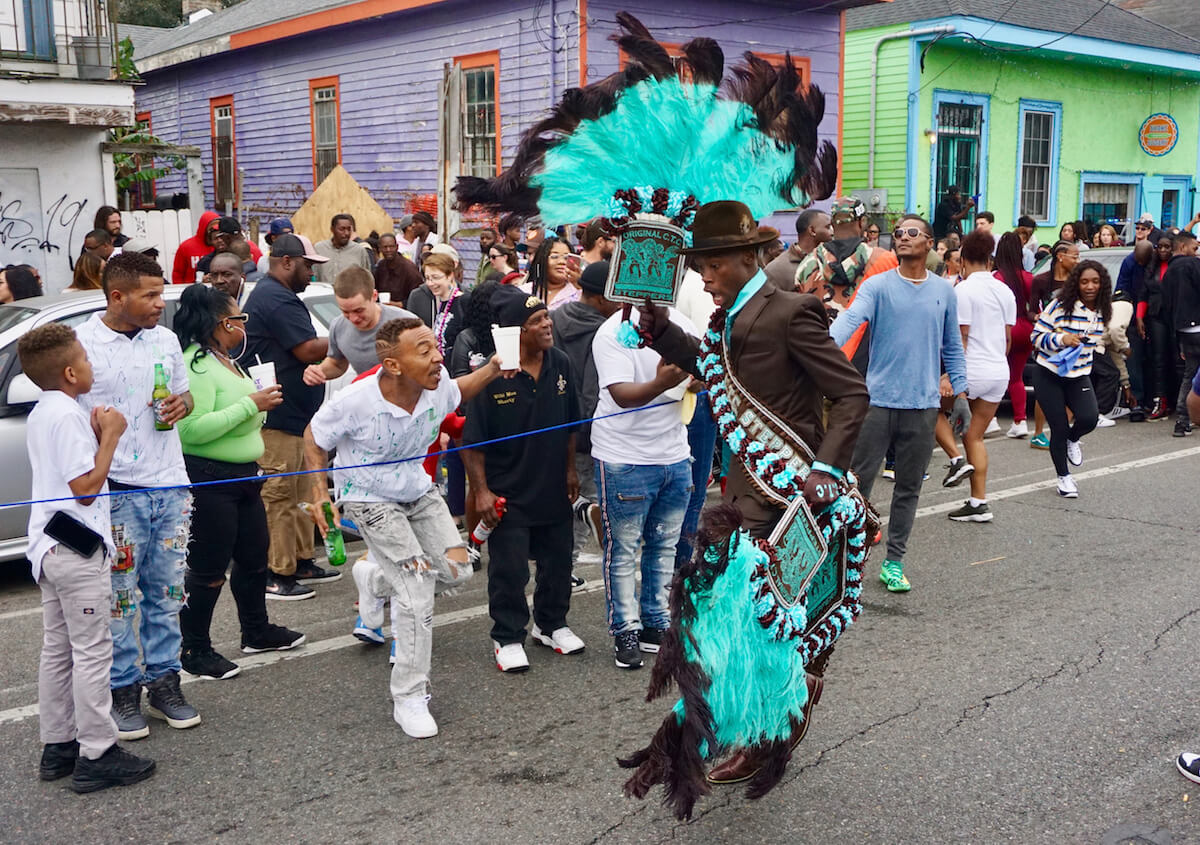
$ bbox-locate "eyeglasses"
[892,227,927,240]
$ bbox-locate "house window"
[310,78,340,187]
[1016,100,1061,224]
[456,51,500,178]
[1080,176,1139,239]
[210,97,236,210]
[129,111,156,210]
[934,102,983,203]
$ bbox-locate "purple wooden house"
[128,0,882,242]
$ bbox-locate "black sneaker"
[613,631,643,670]
[144,672,201,730]
[948,501,993,523]
[570,574,587,592]
[70,744,155,794]
[39,740,78,781]
[639,627,666,654]
[181,647,241,680]
[294,558,342,584]
[110,682,148,741]
[942,457,974,488]
[241,623,306,654]
[1129,406,1146,422]
[1174,421,1193,437]
[265,573,315,601]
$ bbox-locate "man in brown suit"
[639,200,869,784]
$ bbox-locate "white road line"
[2,447,1197,728]
[0,607,40,622]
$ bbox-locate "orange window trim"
[308,75,342,189]
[135,110,155,209]
[209,94,237,206]
[454,50,502,177]
[578,0,588,87]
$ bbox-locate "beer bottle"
[153,363,172,431]
[322,501,346,566]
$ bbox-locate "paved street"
[0,422,1196,844]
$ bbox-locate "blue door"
[1159,176,1193,229]
[21,0,55,60]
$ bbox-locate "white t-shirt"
[675,269,717,335]
[75,314,189,487]
[590,307,696,466]
[26,391,117,579]
[309,368,460,504]
[956,270,1016,382]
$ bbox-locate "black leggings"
[180,456,270,650]
[1033,367,1099,476]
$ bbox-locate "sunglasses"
[226,313,249,323]
[892,227,928,240]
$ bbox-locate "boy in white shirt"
[19,323,155,793]
[304,317,501,738]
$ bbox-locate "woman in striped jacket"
[1030,259,1113,498]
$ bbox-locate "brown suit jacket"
[653,282,869,531]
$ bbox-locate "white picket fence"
[126,209,193,283]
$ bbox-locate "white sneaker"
[1095,416,1116,428]
[1057,475,1078,498]
[352,557,385,630]
[1066,439,1083,467]
[1006,421,1028,439]
[493,640,530,673]
[394,695,438,738]
[1106,406,1131,420]
[531,625,586,655]
[985,418,1001,435]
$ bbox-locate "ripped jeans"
[595,459,691,637]
[342,492,470,701]
[108,487,191,689]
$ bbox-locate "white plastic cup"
[379,292,391,304]
[491,325,521,370]
[248,361,277,390]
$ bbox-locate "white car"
[0,282,352,564]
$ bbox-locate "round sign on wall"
[1140,113,1178,156]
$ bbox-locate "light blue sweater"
[830,268,968,409]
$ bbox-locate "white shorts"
[967,378,1008,403]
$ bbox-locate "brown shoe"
[706,673,824,785]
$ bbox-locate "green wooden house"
[842,0,1200,239]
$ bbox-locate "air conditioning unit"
[850,188,888,213]
[71,36,113,80]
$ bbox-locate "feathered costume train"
[454,13,873,821]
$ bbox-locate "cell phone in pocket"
[45,511,104,558]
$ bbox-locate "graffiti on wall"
[0,168,89,285]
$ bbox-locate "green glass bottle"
[322,501,346,566]
[152,363,172,431]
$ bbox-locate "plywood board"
[291,166,393,243]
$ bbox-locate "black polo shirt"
[462,346,579,526]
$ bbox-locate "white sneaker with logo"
[1066,439,1083,467]
[352,557,385,630]
[1057,475,1078,498]
[493,641,530,673]
[394,695,438,738]
[531,625,586,655]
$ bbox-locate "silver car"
[0,282,351,564]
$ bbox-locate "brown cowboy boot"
[707,674,824,785]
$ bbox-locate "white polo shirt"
[75,313,189,487]
[26,391,117,579]
[309,368,461,504]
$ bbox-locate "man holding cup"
[243,234,333,601]
[461,287,584,673]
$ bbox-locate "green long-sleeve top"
[176,343,266,464]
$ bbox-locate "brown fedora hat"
[678,200,780,255]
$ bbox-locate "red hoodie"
[172,211,219,284]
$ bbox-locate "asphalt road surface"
[0,420,1197,844]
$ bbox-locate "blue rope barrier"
[0,393,704,510]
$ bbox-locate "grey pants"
[38,545,119,760]
[571,452,597,564]
[343,493,470,702]
[1176,333,1200,424]
[851,406,939,564]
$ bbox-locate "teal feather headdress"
[453,12,837,228]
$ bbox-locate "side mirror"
[6,373,41,406]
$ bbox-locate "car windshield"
[304,294,339,329]
[0,306,39,334]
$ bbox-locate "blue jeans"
[109,488,191,688]
[595,459,691,636]
[675,393,717,570]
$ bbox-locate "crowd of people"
[16,192,1200,794]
